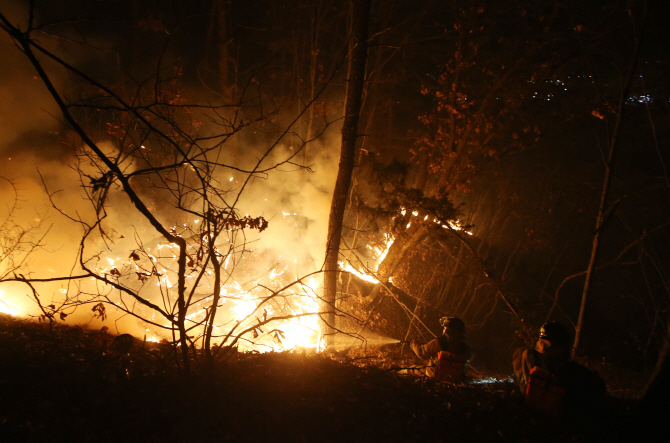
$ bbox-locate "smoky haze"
[0,3,341,340]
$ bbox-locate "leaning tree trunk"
[362,223,429,307]
[207,0,234,101]
[323,0,371,348]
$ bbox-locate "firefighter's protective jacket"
[513,337,571,393]
[513,339,606,418]
[410,333,473,378]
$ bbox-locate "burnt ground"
[0,313,657,443]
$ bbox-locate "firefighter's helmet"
[440,316,466,334]
[539,321,571,347]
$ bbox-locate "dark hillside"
[0,314,648,443]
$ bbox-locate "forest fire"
[0,291,18,316]
[223,277,322,351]
[2,1,670,441]
[339,233,395,284]
[88,237,323,352]
[0,251,323,353]
[338,208,472,285]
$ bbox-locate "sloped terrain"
[0,314,648,442]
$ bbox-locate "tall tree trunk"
[573,7,647,355]
[209,0,233,100]
[323,0,371,348]
[362,223,428,306]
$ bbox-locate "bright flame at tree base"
[0,208,471,355]
[0,290,19,316]
[339,211,473,284]
[0,265,325,354]
[224,276,323,352]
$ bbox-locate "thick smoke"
[0,3,89,320]
[0,4,340,339]
[238,141,339,269]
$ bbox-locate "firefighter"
[513,321,572,393]
[409,316,473,381]
[513,321,606,418]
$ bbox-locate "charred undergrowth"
[0,313,646,442]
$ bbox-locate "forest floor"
[0,313,657,443]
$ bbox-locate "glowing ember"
[445,219,473,235]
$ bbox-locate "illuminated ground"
[0,314,649,442]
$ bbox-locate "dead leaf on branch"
[136,272,152,282]
[92,303,107,321]
[205,209,269,233]
[88,172,113,192]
